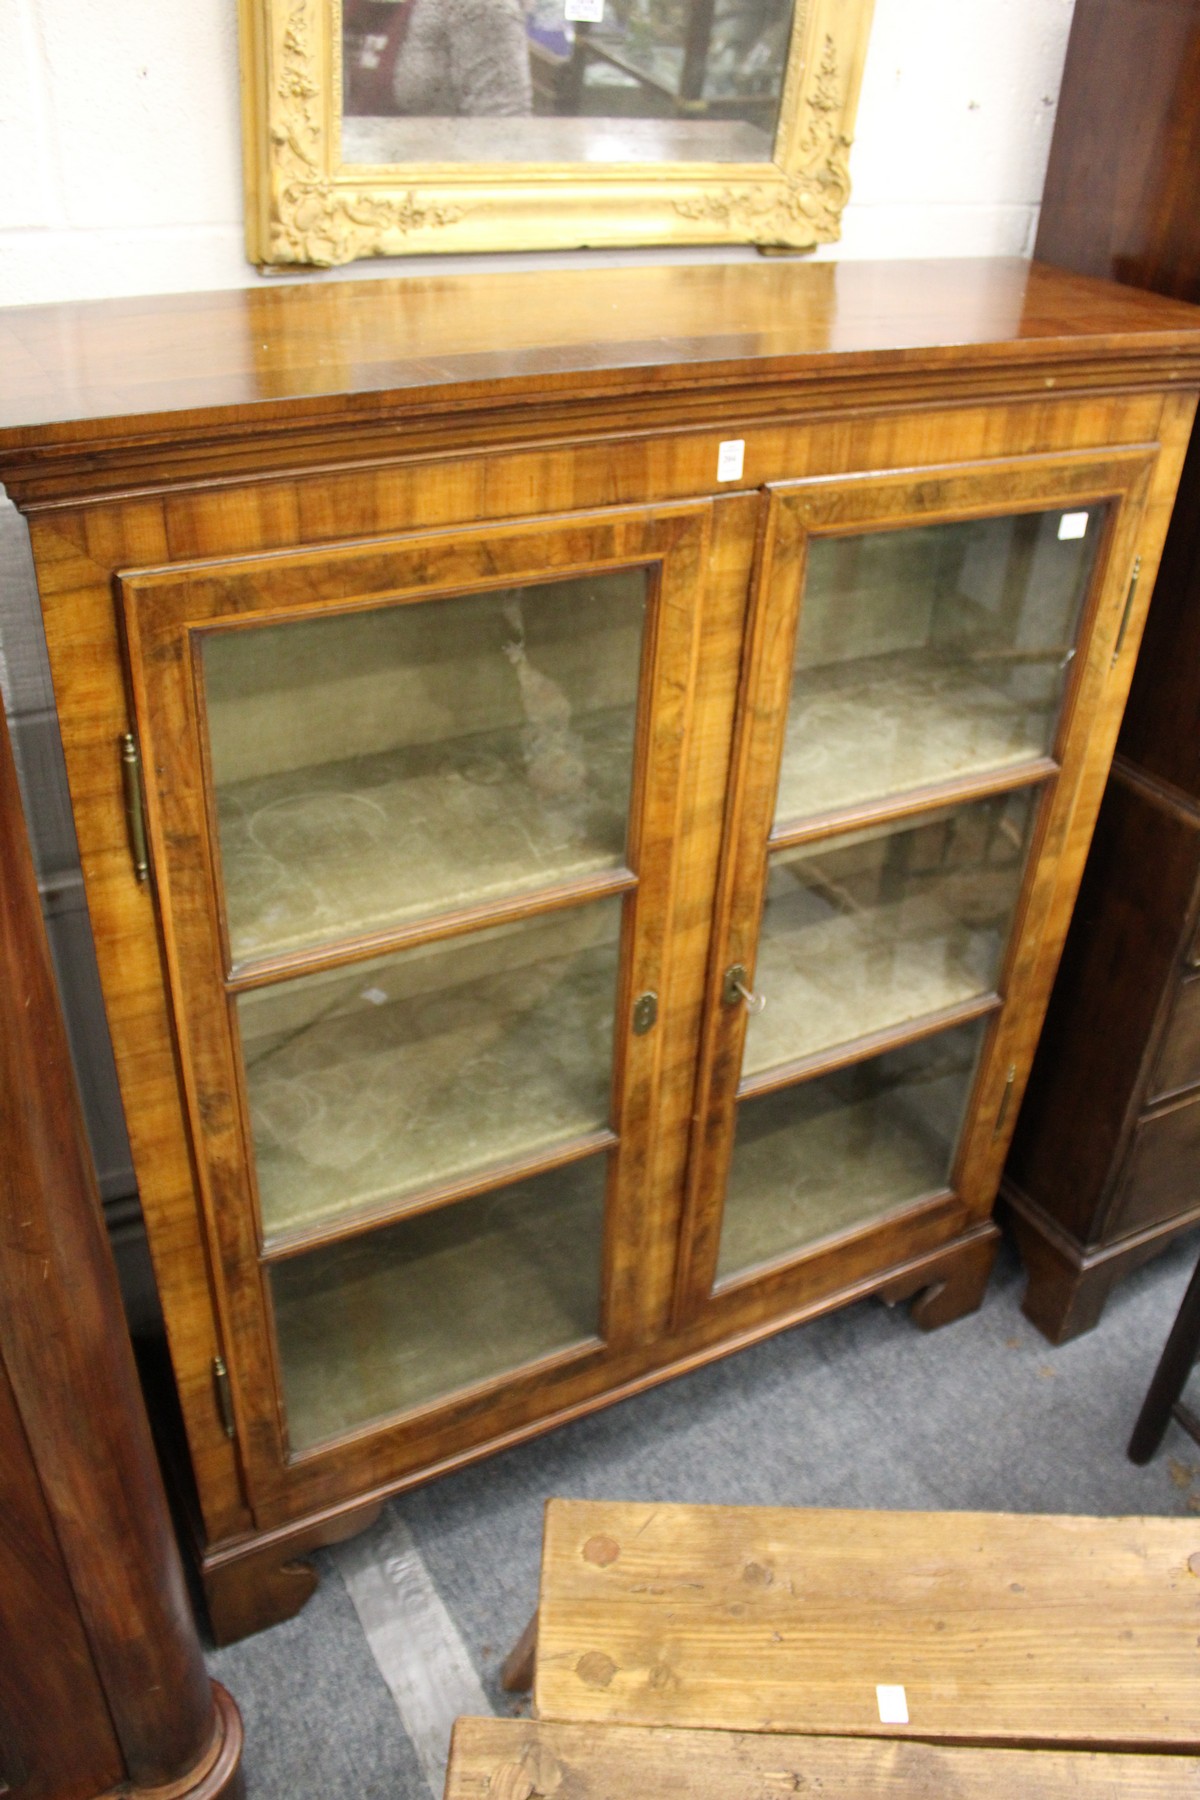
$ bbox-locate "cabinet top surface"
[2,258,1199,458]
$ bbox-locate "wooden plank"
[446,1717,1200,1798]
[534,1500,1200,1750]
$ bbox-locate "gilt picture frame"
[238,0,876,267]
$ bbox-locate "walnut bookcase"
[0,259,1196,1641]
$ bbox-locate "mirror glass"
[341,0,795,165]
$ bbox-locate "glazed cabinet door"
[118,502,708,1519]
[676,451,1155,1323]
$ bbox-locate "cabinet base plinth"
[202,1501,384,1647]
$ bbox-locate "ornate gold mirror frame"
[239,0,876,267]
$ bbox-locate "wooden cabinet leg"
[1005,1191,1200,1345]
[1021,1256,1119,1345]
[203,1498,385,1646]
[877,1225,1000,1333]
[204,1552,320,1648]
[908,1227,999,1331]
[1003,1203,1116,1344]
[1128,1247,1200,1464]
[501,1611,539,1693]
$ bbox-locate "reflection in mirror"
[341,0,795,165]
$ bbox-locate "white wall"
[0,0,1076,309]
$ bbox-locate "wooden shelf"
[240,909,621,1244]
[271,1156,606,1450]
[745,893,1004,1080]
[744,793,1031,1078]
[775,649,1058,828]
[717,1022,983,1282]
[214,705,637,968]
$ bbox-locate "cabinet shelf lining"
[718,1018,986,1285]
[239,901,624,1245]
[270,1153,608,1451]
[774,649,1066,832]
[212,705,639,970]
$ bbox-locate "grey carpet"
[208,1231,1200,1798]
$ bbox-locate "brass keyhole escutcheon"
[632,991,658,1035]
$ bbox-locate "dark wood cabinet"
[1,259,1198,1638]
[1003,0,1200,1341]
[0,675,243,1796]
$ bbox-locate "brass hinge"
[1112,555,1142,665]
[993,1063,1018,1136]
[212,1355,235,1439]
[119,731,150,884]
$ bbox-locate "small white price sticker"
[1058,511,1089,541]
[565,0,604,20]
[716,439,745,482]
[876,1684,909,1725]
[361,986,389,1006]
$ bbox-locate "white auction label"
[875,1684,909,1724]
[565,0,604,20]
[1057,511,1089,540]
[717,439,746,482]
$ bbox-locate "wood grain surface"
[534,1499,1200,1750]
[1035,0,1200,302]
[1,261,1199,502]
[0,1356,123,1800]
[0,259,1195,432]
[446,1717,1200,1798]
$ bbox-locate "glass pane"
[271,1155,606,1449]
[238,897,622,1243]
[341,1,791,166]
[743,789,1035,1080]
[776,507,1103,825]
[203,571,647,965]
[717,1020,985,1283]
